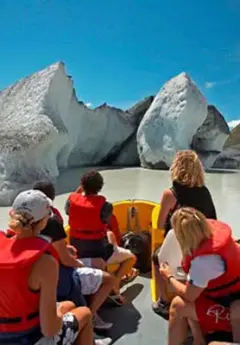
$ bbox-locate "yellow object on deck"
[150,205,165,302]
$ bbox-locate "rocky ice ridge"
[192,105,230,168]
[0,62,136,205]
[0,62,235,205]
[137,72,208,168]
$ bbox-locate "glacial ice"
[0,62,136,205]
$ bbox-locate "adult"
[152,150,217,318]
[33,181,114,331]
[160,207,240,345]
[0,189,105,345]
[65,170,136,305]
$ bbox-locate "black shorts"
[70,237,114,261]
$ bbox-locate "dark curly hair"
[33,180,56,201]
[81,171,104,195]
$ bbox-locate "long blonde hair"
[170,150,204,187]
[171,207,212,257]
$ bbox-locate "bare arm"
[157,189,177,229]
[53,239,83,268]
[167,276,203,302]
[31,254,63,337]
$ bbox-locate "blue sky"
[0,0,240,125]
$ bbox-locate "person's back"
[65,171,114,261]
[170,181,216,219]
[0,189,105,345]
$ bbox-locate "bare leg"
[88,272,114,315]
[230,299,240,342]
[57,301,76,314]
[168,296,200,345]
[153,264,170,302]
[71,306,93,345]
[188,319,206,345]
[112,255,136,293]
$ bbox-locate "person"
[152,150,217,318]
[0,189,110,345]
[33,180,64,224]
[32,180,114,331]
[159,207,240,345]
[65,170,137,305]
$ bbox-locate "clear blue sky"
[1,0,240,122]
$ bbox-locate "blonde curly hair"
[8,211,38,234]
[171,207,212,257]
[170,150,204,188]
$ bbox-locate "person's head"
[170,150,204,188]
[171,207,212,257]
[33,180,56,201]
[80,170,104,195]
[9,190,52,237]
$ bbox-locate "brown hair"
[171,207,212,257]
[170,150,204,187]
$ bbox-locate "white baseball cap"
[11,190,52,222]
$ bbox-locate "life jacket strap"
[0,311,39,324]
[206,276,240,293]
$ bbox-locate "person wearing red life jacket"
[159,207,240,345]
[65,171,137,306]
[65,171,114,261]
[32,180,115,333]
[0,189,107,345]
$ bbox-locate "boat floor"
[99,275,234,345]
[99,274,168,345]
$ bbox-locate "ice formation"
[0,62,136,205]
[137,72,208,168]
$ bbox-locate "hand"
[57,303,65,318]
[159,262,173,280]
[67,244,78,258]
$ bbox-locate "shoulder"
[160,189,176,206]
[32,252,58,278]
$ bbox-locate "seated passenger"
[33,181,114,331]
[33,180,64,224]
[0,189,107,345]
[65,170,137,305]
[160,207,240,345]
[152,150,217,318]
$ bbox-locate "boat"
[64,199,174,345]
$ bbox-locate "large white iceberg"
[137,72,208,168]
[0,62,136,205]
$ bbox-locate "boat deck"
[100,274,168,345]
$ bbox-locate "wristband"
[167,275,174,282]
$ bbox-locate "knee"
[81,306,92,320]
[130,253,137,264]
[230,300,240,320]
[169,296,186,316]
[102,271,115,286]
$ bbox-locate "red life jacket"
[0,232,58,333]
[182,219,240,300]
[68,193,107,240]
[51,206,64,224]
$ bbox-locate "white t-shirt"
[187,254,225,288]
